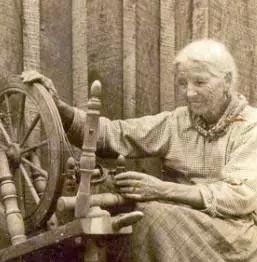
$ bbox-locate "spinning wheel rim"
[0,76,65,232]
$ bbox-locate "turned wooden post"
[0,151,26,245]
[75,80,102,218]
[82,239,99,262]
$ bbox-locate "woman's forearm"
[56,99,75,131]
[159,181,204,209]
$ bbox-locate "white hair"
[174,39,238,89]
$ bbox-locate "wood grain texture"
[192,0,209,39]
[175,0,193,51]
[72,0,88,110]
[23,0,40,71]
[0,217,131,262]
[175,0,193,107]
[135,0,161,177]
[40,0,73,104]
[0,151,26,245]
[0,0,22,79]
[123,0,136,119]
[87,0,123,119]
[136,0,160,116]
[160,0,176,111]
[248,0,257,106]
[208,0,256,102]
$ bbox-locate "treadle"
[0,217,132,262]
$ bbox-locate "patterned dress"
[68,97,257,262]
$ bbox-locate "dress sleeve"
[199,123,257,217]
[98,112,173,158]
[66,108,173,158]
[66,107,86,148]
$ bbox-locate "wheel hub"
[7,143,21,168]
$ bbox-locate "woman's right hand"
[21,71,75,133]
[21,70,60,103]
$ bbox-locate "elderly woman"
[23,39,257,262]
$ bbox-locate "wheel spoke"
[20,113,40,147]
[21,140,48,155]
[0,119,11,145]
[19,163,40,204]
[17,94,26,141]
[4,94,15,140]
[21,157,48,179]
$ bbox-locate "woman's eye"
[195,80,206,86]
[178,80,187,88]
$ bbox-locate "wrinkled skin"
[176,60,231,124]
[114,171,165,201]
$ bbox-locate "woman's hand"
[21,70,59,102]
[21,70,75,131]
[114,171,165,201]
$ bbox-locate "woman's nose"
[186,83,198,98]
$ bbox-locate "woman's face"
[176,60,229,122]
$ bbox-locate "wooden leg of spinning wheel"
[82,239,100,262]
[0,151,26,245]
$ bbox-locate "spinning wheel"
[0,76,65,232]
[0,76,144,262]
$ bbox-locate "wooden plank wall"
[160,0,176,111]
[0,0,22,79]
[207,0,257,106]
[87,0,123,119]
[1,0,257,197]
[14,0,257,137]
[1,1,257,164]
[19,0,257,116]
[174,0,193,107]
[40,0,73,105]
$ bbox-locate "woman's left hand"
[114,171,164,201]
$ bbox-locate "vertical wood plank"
[40,0,73,104]
[0,0,22,78]
[160,0,176,111]
[87,0,123,119]
[72,0,88,110]
[136,0,160,116]
[175,0,193,107]
[23,0,40,71]
[135,0,161,177]
[175,0,193,51]
[192,0,209,39]
[123,0,136,119]
[248,0,257,106]
[208,0,253,101]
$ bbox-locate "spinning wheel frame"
[0,76,65,232]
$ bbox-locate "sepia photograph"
[0,0,257,261]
